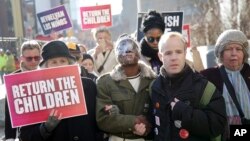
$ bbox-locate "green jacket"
[4,54,15,73]
[96,62,156,139]
[0,54,7,70]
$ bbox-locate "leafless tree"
[190,0,223,46]
[237,0,250,38]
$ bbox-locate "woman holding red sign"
[19,40,102,141]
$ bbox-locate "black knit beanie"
[141,10,165,33]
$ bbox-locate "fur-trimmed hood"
[110,61,156,81]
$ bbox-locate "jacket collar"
[159,63,190,78]
[110,61,156,81]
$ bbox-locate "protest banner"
[182,24,191,47]
[80,4,112,29]
[4,65,87,128]
[162,11,183,33]
[137,11,183,41]
[37,5,72,35]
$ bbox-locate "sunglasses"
[146,36,161,43]
[23,56,41,62]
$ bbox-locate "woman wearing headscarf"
[200,29,250,140]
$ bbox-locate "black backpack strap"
[219,66,245,119]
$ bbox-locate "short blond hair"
[158,32,187,53]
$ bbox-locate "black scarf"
[140,38,162,67]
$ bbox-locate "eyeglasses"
[23,56,41,62]
[146,36,161,43]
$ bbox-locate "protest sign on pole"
[137,11,183,41]
[182,24,191,48]
[4,65,87,128]
[37,5,72,35]
[80,4,112,29]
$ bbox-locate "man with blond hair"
[150,32,226,141]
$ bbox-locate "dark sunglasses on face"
[23,56,41,62]
[146,36,161,43]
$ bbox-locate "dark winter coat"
[151,65,226,141]
[19,77,102,141]
[80,66,97,82]
[200,63,250,93]
[200,63,250,140]
[5,69,21,139]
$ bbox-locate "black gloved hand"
[40,109,62,139]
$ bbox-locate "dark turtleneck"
[159,64,193,89]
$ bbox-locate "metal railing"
[0,37,46,56]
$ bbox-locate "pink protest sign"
[80,4,112,29]
[4,65,87,128]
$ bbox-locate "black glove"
[40,110,61,139]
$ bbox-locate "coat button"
[179,129,189,139]
[73,136,79,140]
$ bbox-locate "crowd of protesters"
[1,9,250,141]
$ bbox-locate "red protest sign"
[4,65,87,128]
[182,24,191,47]
[80,4,112,29]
